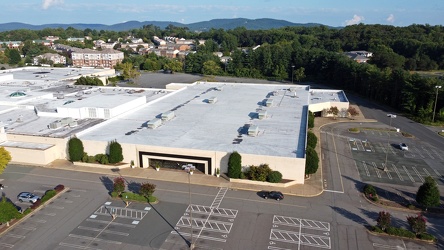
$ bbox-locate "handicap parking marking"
[177,216,233,233]
[362,161,370,176]
[273,216,330,231]
[95,206,148,220]
[402,166,415,182]
[412,167,425,182]
[391,164,404,181]
[372,162,382,178]
[187,204,238,218]
[270,229,331,249]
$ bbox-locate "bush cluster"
[363,184,378,201]
[68,138,124,165]
[244,164,283,183]
[54,185,65,192]
[41,190,56,203]
[385,226,416,239]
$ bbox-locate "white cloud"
[386,14,395,23]
[42,0,64,10]
[345,14,364,26]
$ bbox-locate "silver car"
[399,143,408,151]
[17,192,40,203]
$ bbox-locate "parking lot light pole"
[291,65,295,84]
[432,85,442,123]
[384,114,396,171]
[187,167,195,250]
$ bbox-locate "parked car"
[262,191,284,201]
[17,192,40,203]
[399,143,408,151]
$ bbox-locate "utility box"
[258,110,267,120]
[161,111,175,121]
[265,99,273,107]
[248,125,259,136]
[147,118,162,129]
[208,97,217,104]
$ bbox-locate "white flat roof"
[79,83,311,158]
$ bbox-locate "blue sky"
[0,0,442,27]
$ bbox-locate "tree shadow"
[330,206,367,225]
[128,181,141,193]
[99,176,114,194]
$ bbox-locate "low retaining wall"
[229,178,298,188]
[73,162,131,169]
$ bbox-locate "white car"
[399,143,408,151]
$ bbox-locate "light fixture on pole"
[432,85,442,123]
[291,65,295,84]
[384,114,396,171]
[183,164,195,250]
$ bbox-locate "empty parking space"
[268,215,331,249]
[0,188,86,250]
[55,200,154,249]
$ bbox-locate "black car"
[263,191,284,201]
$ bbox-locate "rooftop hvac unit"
[161,111,175,121]
[147,118,162,129]
[265,98,273,107]
[258,110,267,119]
[69,121,78,127]
[60,117,73,126]
[208,96,217,104]
[49,120,62,129]
[248,125,259,136]
[214,86,223,91]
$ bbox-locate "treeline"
[1,24,444,122]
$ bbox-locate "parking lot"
[322,128,444,187]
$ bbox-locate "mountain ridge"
[0,18,334,32]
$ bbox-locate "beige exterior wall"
[5,134,68,161]
[6,146,59,165]
[80,139,305,183]
[309,101,349,116]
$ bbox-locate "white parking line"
[5,233,25,239]
[171,231,226,242]
[379,143,387,154]
[85,219,136,228]
[392,164,403,181]
[412,167,424,182]
[413,147,425,158]
[47,204,64,209]
[422,147,434,159]
[373,243,403,249]
[0,242,14,248]
[430,148,444,160]
[77,226,129,236]
[68,234,122,245]
[15,225,36,231]
[382,164,392,179]
[41,212,57,216]
[402,166,415,182]
[58,242,101,250]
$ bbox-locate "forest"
[1,23,444,123]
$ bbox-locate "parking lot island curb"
[0,187,70,237]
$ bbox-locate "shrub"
[87,155,96,163]
[30,199,42,210]
[307,131,318,148]
[54,184,65,192]
[41,190,57,203]
[308,111,314,128]
[386,226,415,239]
[371,225,384,233]
[108,140,123,164]
[305,146,319,175]
[377,211,391,231]
[95,154,109,164]
[139,182,156,197]
[416,176,440,209]
[407,213,427,235]
[417,233,436,241]
[110,191,119,198]
[0,195,22,224]
[228,151,242,179]
[239,172,246,179]
[68,137,84,162]
[267,171,283,183]
[363,184,377,197]
[81,153,88,162]
[113,177,126,195]
[247,164,272,181]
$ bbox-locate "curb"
[362,193,421,213]
[366,228,436,244]
[0,187,70,237]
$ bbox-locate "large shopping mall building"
[0,67,349,184]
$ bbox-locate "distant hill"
[0,18,332,32]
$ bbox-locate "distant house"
[44,36,60,42]
[0,41,22,49]
[33,40,53,47]
[33,53,66,65]
[344,50,373,63]
[67,37,85,43]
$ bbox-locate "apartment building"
[71,48,124,68]
[33,53,66,65]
